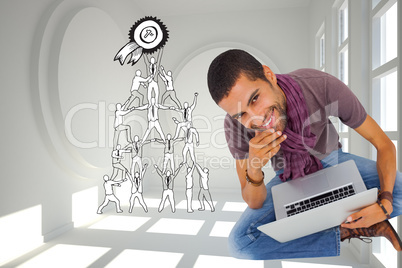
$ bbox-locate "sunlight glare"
[72,186,99,227]
[147,218,205,235]
[0,205,43,266]
[209,221,236,237]
[105,249,183,268]
[222,202,248,212]
[17,244,110,268]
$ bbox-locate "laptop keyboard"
[285,184,356,217]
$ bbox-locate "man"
[172,92,198,139]
[207,49,402,260]
[154,163,184,213]
[113,99,135,149]
[126,69,152,108]
[129,164,148,213]
[97,175,126,214]
[159,65,182,109]
[125,135,151,178]
[134,97,170,143]
[184,163,196,213]
[153,134,183,174]
[182,126,199,168]
[195,163,215,212]
[110,144,132,182]
[144,51,162,103]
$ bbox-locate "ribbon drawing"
[114,16,169,66]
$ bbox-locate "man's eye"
[252,95,259,103]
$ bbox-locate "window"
[315,0,400,266]
[339,48,349,85]
[338,1,349,85]
[371,0,398,150]
[370,0,399,267]
[339,2,349,45]
[372,0,398,69]
[379,70,398,132]
[320,34,325,70]
[336,0,350,152]
[316,22,326,72]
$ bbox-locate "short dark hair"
[207,49,269,104]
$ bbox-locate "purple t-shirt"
[224,68,367,171]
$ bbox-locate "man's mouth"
[255,109,275,130]
[262,114,273,127]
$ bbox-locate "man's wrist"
[245,169,264,186]
[246,165,262,177]
[378,190,393,215]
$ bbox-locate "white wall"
[0,0,311,256]
[308,0,333,70]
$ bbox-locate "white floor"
[3,189,373,268]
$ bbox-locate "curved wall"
[1,0,310,243]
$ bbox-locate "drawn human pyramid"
[97,49,215,215]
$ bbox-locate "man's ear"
[262,65,277,85]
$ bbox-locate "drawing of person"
[133,97,171,142]
[153,134,183,174]
[185,164,196,213]
[125,135,152,178]
[172,92,198,139]
[126,69,153,108]
[129,163,148,213]
[110,144,132,181]
[144,49,163,103]
[97,175,127,214]
[195,163,215,212]
[155,163,183,213]
[159,66,181,109]
[182,127,199,168]
[113,99,135,149]
[171,117,191,141]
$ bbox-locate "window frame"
[315,22,326,72]
[334,0,350,152]
[369,0,400,267]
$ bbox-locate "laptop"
[257,160,378,243]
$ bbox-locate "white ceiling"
[134,0,312,17]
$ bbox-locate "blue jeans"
[228,149,402,260]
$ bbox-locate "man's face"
[218,67,287,132]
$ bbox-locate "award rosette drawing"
[115,16,169,66]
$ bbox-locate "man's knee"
[390,171,402,217]
[227,221,260,259]
[227,226,243,258]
